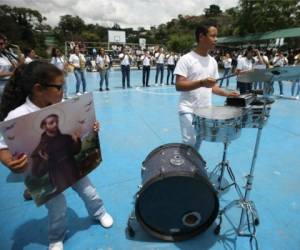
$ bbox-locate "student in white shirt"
[51,48,69,98]
[291,50,300,99]
[0,33,18,101]
[24,48,36,64]
[166,52,176,85]
[272,50,288,95]
[0,61,113,250]
[219,53,232,88]
[253,49,269,90]
[155,47,165,85]
[69,46,87,95]
[119,48,132,89]
[174,23,238,150]
[236,46,255,94]
[96,48,111,91]
[141,49,151,87]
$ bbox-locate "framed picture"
[0,93,102,206]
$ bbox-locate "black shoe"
[146,85,150,87]
[171,83,175,85]
[99,88,103,91]
[106,88,110,91]
[166,83,169,85]
[127,86,132,88]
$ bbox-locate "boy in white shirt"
[174,23,238,150]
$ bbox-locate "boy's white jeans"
[179,112,201,151]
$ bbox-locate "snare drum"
[242,104,271,128]
[193,106,243,143]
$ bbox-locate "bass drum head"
[135,172,219,241]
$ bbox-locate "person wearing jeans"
[166,52,175,85]
[272,50,288,96]
[69,46,87,95]
[46,176,109,245]
[141,50,151,87]
[174,23,238,151]
[155,47,165,85]
[119,48,132,89]
[96,48,110,91]
[219,53,232,88]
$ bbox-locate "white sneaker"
[76,92,82,96]
[295,95,299,100]
[83,91,88,94]
[99,212,113,228]
[49,241,63,250]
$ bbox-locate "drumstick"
[216,73,236,82]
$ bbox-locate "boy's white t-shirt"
[0,97,40,149]
[174,51,219,113]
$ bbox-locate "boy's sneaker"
[99,212,113,228]
[76,92,82,96]
[49,241,63,250]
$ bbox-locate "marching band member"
[166,52,176,85]
[24,48,37,64]
[96,48,111,91]
[174,23,238,151]
[272,50,288,96]
[0,33,19,101]
[155,47,165,85]
[291,50,300,99]
[219,53,232,88]
[69,46,87,95]
[119,48,132,89]
[235,46,255,94]
[141,49,151,87]
[51,48,69,99]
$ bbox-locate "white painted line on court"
[135,86,179,96]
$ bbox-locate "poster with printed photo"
[0,93,102,206]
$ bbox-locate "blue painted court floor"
[0,69,300,250]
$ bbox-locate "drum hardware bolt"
[141,166,146,171]
[137,185,143,189]
[170,154,185,166]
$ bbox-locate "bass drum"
[135,143,219,241]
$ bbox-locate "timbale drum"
[134,143,219,241]
[193,106,244,143]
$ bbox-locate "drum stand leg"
[210,142,243,198]
[215,126,263,250]
[126,211,136,238]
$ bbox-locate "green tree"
[204,4,223,17]
[55,15,85,41]
[167,33,194,53]
[0,5,48,56]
